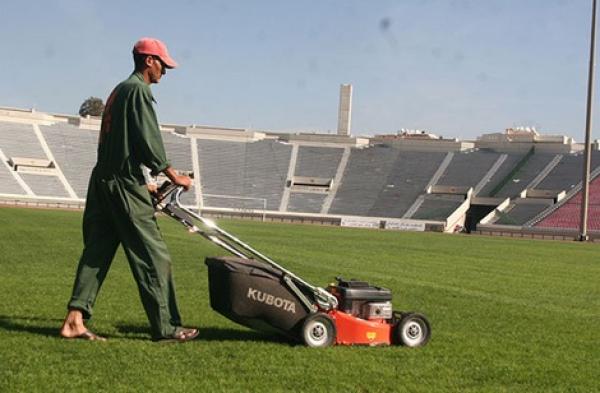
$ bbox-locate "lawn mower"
[153,182,431,348]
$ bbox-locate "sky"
[0,0,597,141]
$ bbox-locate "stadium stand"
[329,145,398,216]
[367,151,447,218]
[2,107,599,239]
[287,192,328,214]
[476,153,526,197]
[197,139,246,208]
[40,123,97,198]
[284,146,344,212]
[163,132,193,171]
[0,121,46,159]
[534,174,600,231]
[436,150,501,188]
[197,139,291,210]
[0,161,25,195]
[411,195,464,221]
[491,152,558,198]
[593,150,600,168]
[536,153,585,191]
[42,123,198,204]
[294,146,344,178]
[18,173,70,198]
[486,152,600,228]
[495,202,553,226]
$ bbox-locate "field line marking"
[391,277,599,318]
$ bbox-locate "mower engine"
[328,278,393,321]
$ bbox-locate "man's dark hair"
[134,53,166,72]
[133,53,150,71]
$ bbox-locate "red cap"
[133,37,178,69]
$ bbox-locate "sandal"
[155,327,199,343]
[64,330,107,341]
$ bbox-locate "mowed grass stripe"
[218,220,600,316]
[0,207,599,392]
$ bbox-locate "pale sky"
[0,0,597,141]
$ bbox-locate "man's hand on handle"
[164,166,192,191]
[173,174,192,190]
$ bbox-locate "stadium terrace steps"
[287,192,328,213]
[3,120,600,233]
[367,151,447,218]
[437,150,502,188]
[410,195,464,221]
[328,146,399,216]
[536,153,585,191]
[527,155,563,190]
[533,151,600,193]
[488,153,600,228]
[408,148,496,223]
[476,153,525,196]
[320,147,351,214]
[0,121,46,160]
[40,123,97,199]
[294,146,344,179]
[0,159,26,195]
[162,132,193,172]
[197,139,246,208]
[493,153,559,198]
[197,139,291,210]
[402,152,455,219]
[472,154,507,195]
[533,174,600,231]
[18,173,70,198]
[496,202,554,226]
[527,159,600,229]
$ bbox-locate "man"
[59,38,198,342]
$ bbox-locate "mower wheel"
[394,313,431,347]
[300,313,336,348]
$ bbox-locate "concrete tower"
[337,84,352,136]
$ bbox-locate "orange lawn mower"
[153,182,431,348]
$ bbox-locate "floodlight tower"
[580,0,597,241]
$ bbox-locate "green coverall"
[68,72,181,339]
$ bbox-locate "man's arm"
[129,85,172,176]
[164,166,192,191]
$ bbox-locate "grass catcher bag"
[205,256,310,336]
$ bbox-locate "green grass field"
[1,207,599,392]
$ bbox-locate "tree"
[78,96,105,117]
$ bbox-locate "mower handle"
[153,183,339,311]
[151,180,180,208]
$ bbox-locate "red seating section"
[535,176,600,230]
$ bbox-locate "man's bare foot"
[63,330,107,341]
[60,309,106,341]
